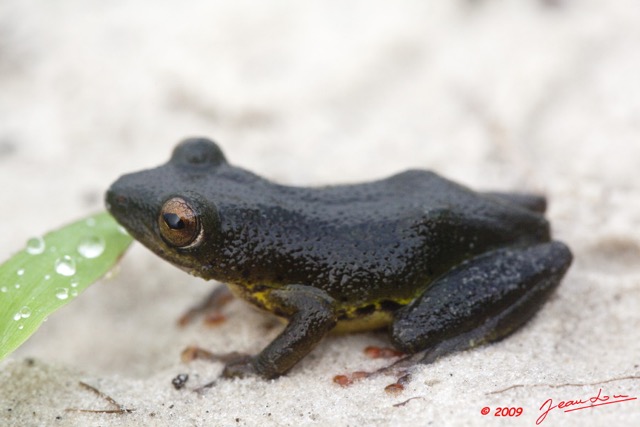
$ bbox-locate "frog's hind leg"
[484,191,547,213]
[389,241,572,364]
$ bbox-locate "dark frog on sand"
[106,138,572,379]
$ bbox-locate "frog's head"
[106,137,229,278]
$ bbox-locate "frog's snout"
[105,172,171,241]
[105,182,128,214]
[105,176,158,245]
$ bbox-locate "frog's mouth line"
[122,219,199,273]
[147,241,203,277]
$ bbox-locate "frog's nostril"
[114,195,129,210]
[105,189,129,212]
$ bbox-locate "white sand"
[1,1,639,426]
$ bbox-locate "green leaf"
[0,212,133,360]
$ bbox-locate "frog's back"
[224,169,549,307]
[274,169,547,242]
[280,169,451,210]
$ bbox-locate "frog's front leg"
[223,285,338,379]
[390,241,572,363]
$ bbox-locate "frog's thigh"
[389,241,572,362]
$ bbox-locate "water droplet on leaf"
[14,306,31,320]
[55,256,76,276]
[77,235,105,259]
[55,288,69,300]
[26,237,45,255]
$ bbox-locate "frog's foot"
[181,346,247,364]
[181,347,259,378]
[221,355,259,378]
[390,241,572,363]
[178,285,234,327]
[180,347,258,390]
[179,346,272,379]
[334,352,424,393]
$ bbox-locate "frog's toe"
[389,241,572,361]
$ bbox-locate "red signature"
[536,388,637,425]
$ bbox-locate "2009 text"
[494,407,523,417]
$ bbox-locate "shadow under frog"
[106,137,572,380]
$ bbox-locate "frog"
[105,137,572,380]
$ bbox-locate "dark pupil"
[163,213,185,230]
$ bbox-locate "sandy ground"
[1,1,639,426]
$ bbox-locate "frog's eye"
[158,197,202,248]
